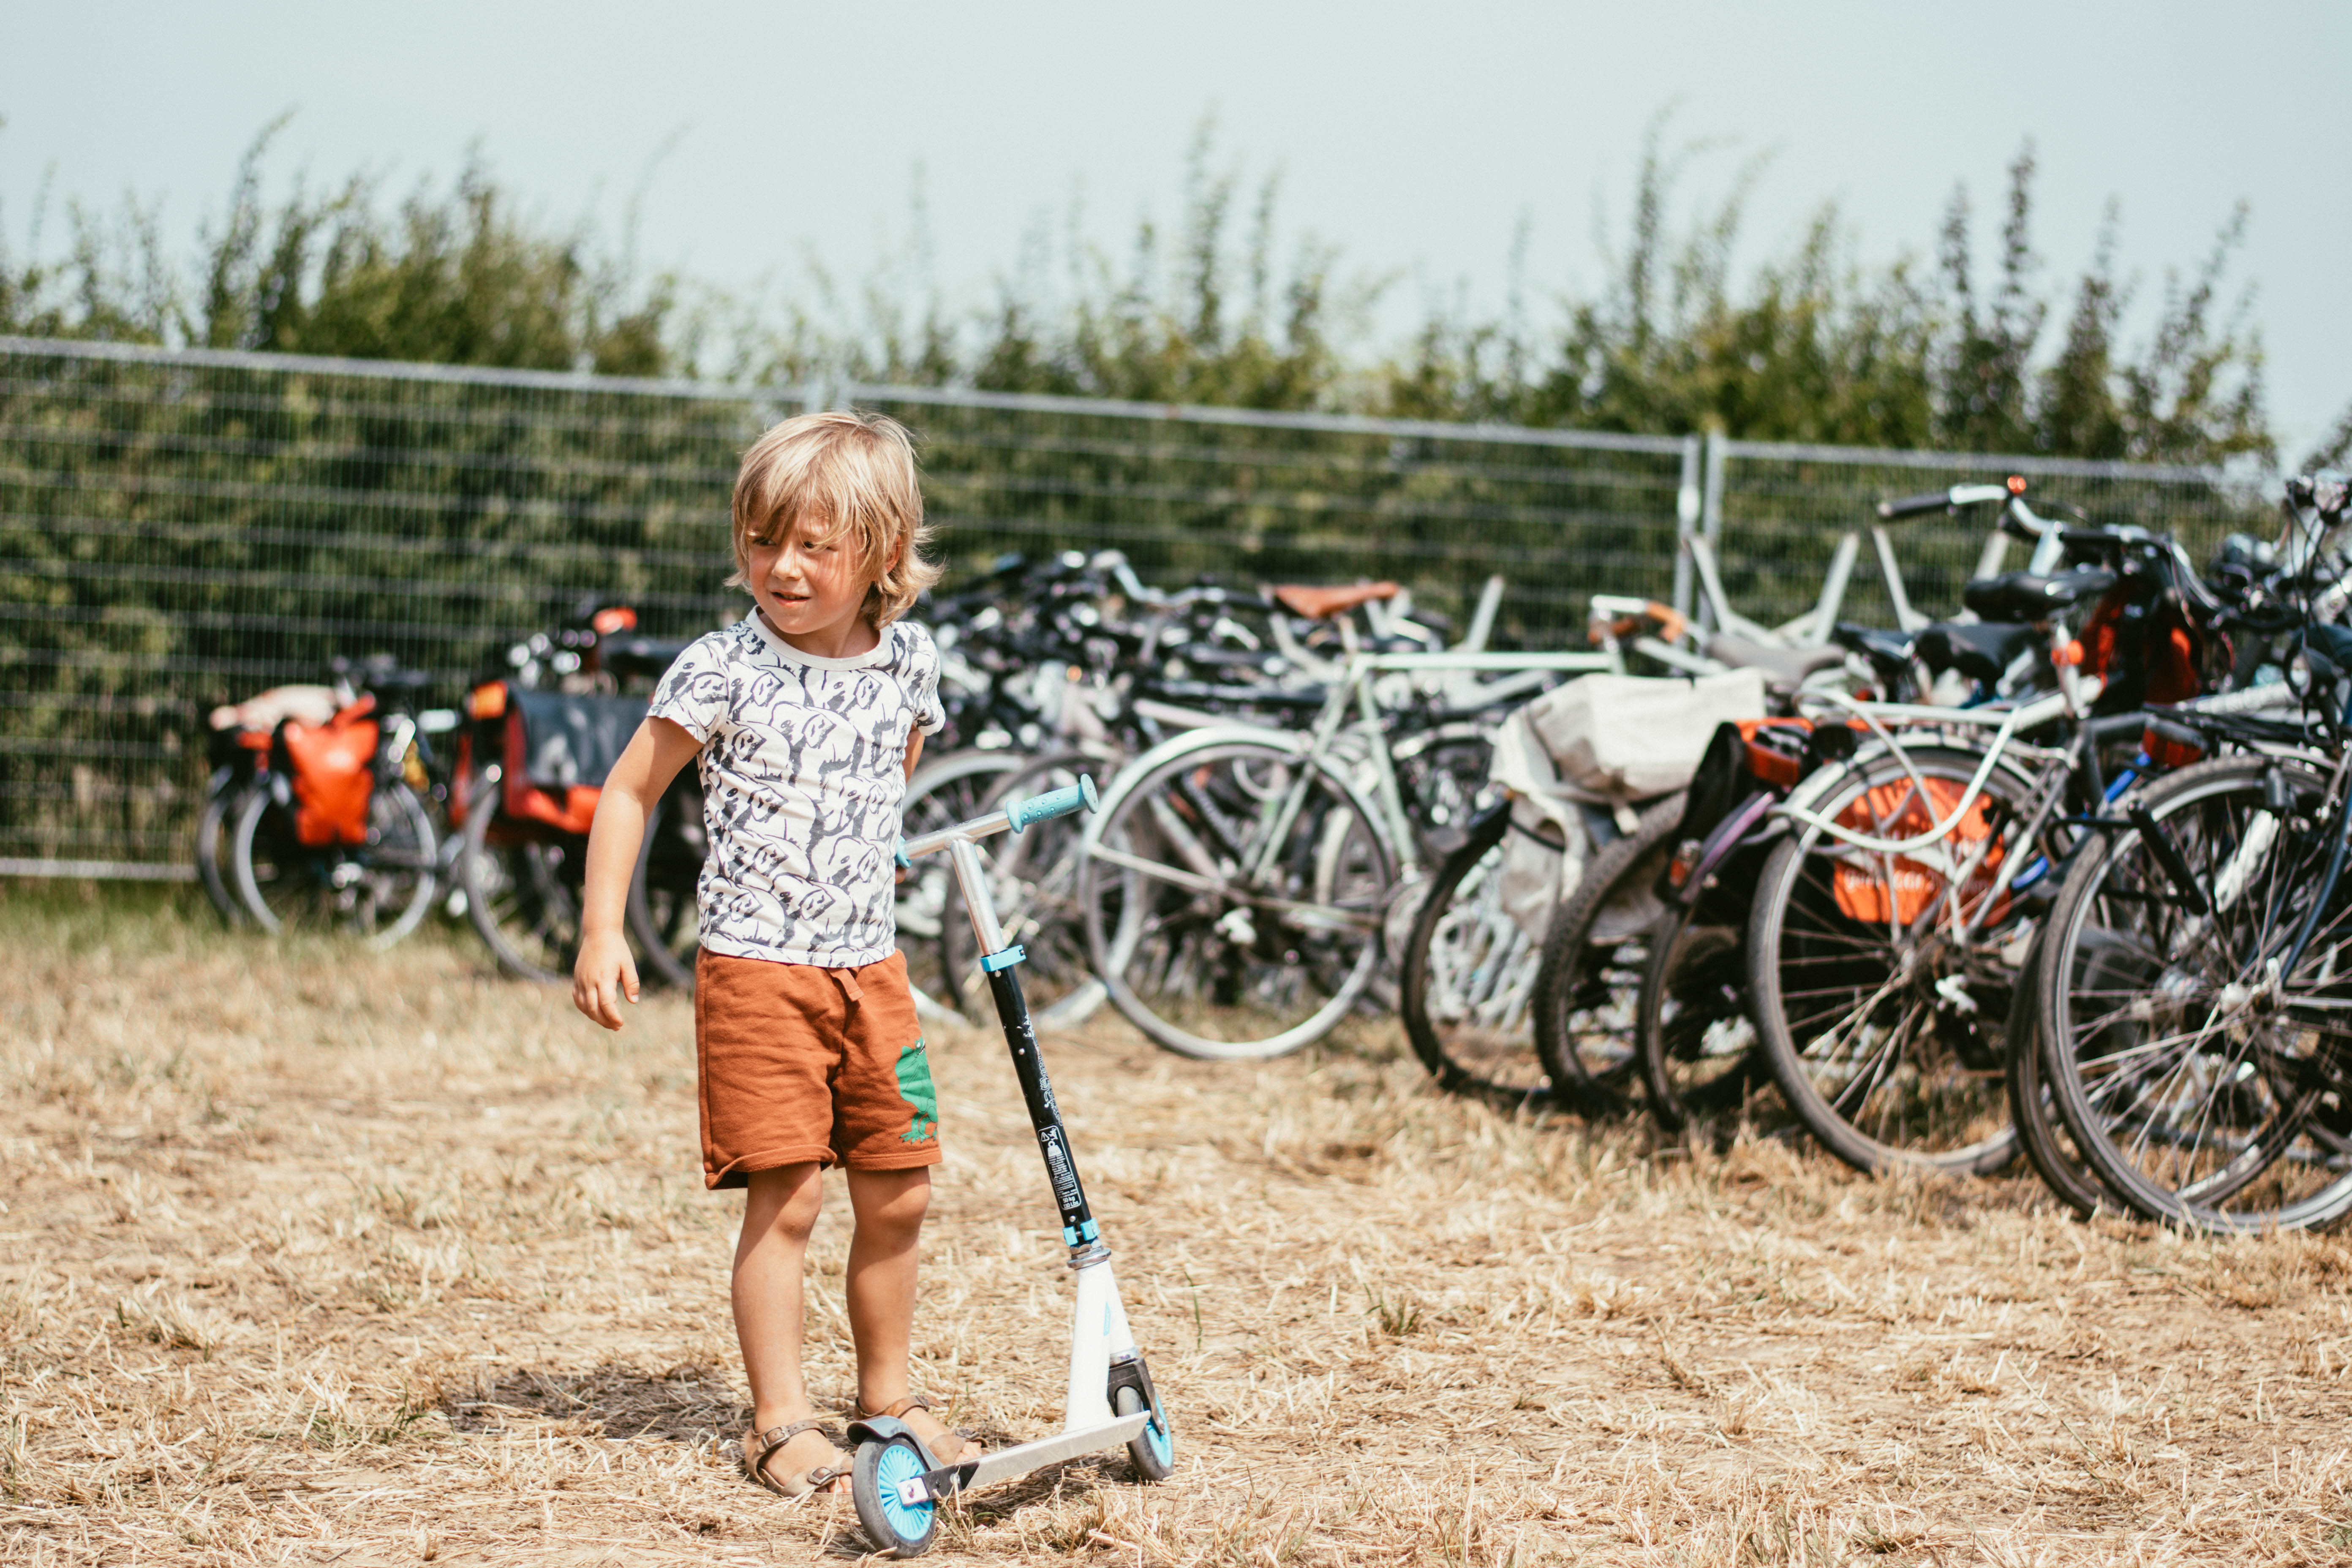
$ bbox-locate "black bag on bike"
[1653,718,1855,916]
[503,690,648,834]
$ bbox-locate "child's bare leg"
[846,1167,960,1449]
[735,1162,844,1489]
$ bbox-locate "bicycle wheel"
[1082,738,1392,1059]
[1531,793,1684,1105]
[459,783,586,983]
[897,749,1028,1017]
[1398,807,1548,1100]
[1746,743,2039,1175]
[1636,903,1769,1133]
[2039,755,2352,1232]
[2002,929,2119,1216]
[627,776,707,991]
[1390,722,1497,862]
[196,778,249,924]
[937,751,1100,1017]
[232,777,439,947]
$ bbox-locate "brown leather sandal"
[744,1418,847,1497]
[855,1394,976,1466]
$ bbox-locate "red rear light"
[468,681,508,719]
[592,607,637,635]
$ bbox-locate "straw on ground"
[1,888,2347,1565]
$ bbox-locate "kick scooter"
[850,775,1173,1557]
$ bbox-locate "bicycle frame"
[1252,617,1615,888]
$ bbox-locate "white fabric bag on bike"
[1486,669,1766,940]
[1524,670,1767,800]
[1486,707,1591,940]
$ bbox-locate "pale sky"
[6,0,2348,457]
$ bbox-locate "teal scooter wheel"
[1115,1386,1173,1482]
[851,1435,937,1557]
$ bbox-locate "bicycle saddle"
[1916,621,2035,685]
[1830,622,1914,672]
[1960,568,2118,623]
[1270,581,1400,620]
[1702,632,1845,686]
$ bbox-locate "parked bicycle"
[1075,581,1616,1060]
[453,607,700,984]
[228,662,449,946]
[2030,471,2352,1231]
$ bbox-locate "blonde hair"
[728,410,941,625]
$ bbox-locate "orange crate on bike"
[1830,775,2004,927]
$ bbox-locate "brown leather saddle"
[1270,581,1401,620]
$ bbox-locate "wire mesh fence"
[1707,437,2264,632]
[0,336,2259,874]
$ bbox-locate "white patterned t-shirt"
[648,612,945,967]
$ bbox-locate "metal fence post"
[1696,431,1728,632]
[1672,435,1701,621]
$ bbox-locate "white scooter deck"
[897,1413,1150,1505]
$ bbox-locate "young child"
[571,410,966,1498]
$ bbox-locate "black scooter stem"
[985,966,1100,1252]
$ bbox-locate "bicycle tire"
[2038,754,2352,1232]
[1081,736,1392,1060]
[2003,928,2120,1217]
[626,776,707,991]
[458,781,585,983]
[196,779,249,925]
[1635,903,1769,1134]
[897,748,1030,1018]
[1746,743,2035,1175]
[1530,793,1685,1107]
[232,776,438,947]
[937,749,1101,1018]
[1398,806,1548,1100]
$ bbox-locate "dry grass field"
[3,886,2350,1566]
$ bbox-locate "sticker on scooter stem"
[1038,1126,1085,1217]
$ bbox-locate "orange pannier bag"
[1830,775,2004,926]
[281,697,380,848]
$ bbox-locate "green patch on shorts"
[896,1037,938,1143]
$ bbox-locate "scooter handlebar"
[898,774,1100,863]
[1006,775,1099,833]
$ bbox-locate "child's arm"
[573,716,703,1030]
[904,728,924,781]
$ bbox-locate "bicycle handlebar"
[1876,482,2014,520]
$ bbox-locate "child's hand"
[572,929,640,1030]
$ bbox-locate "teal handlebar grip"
[1005,774,1099,833]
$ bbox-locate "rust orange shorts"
[694,948,940,1189]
